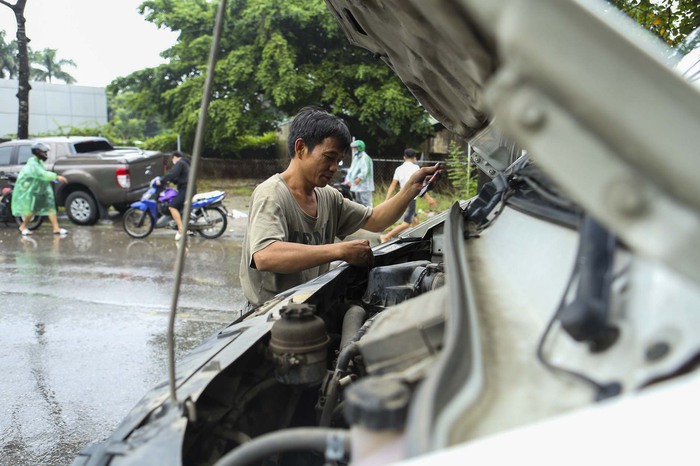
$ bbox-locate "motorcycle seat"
[193,190,225,202]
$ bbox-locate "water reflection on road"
[0,218,246,466]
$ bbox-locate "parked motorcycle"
[0,172,44,230]
[330,163,356,201]
[122,177,228,239]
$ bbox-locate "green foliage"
[142,131,180,153]
[446,142,477,200]
[239,131,277,149]
[108,0,435,157]
[0,31,17,79]
[1,32,79,83]
[30,48,77,84]
[609,0,700,45]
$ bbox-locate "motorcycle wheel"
[14,215,44,230]
[123,208,154,238]
[196,207,227,239]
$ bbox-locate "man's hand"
[354,177,361,185]
[339,239,374,268]
[407,163,445,197]
[57,176,67,184]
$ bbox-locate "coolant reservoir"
[344,377,409,465]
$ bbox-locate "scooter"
[122,177,228,239]
[0,172,44,230]
[331,163,356,201]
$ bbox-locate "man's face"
[300,137,344,187]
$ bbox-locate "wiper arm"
[464,173,508,227]
[559,216,619,352]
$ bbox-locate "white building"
[0,79,107,139]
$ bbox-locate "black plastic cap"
[343,377,410,430]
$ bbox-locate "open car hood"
[326,0,700,286]
[326,0,494,139]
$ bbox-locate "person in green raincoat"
[12,142,69,236]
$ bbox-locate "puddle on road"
[0,219,248,466]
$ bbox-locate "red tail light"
[116,167,131,189]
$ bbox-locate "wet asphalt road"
[0,211,249,466]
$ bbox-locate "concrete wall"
[0,79,107,138]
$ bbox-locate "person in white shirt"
[380,148,436,243]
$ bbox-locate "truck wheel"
[66,191,98,225]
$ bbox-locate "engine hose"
[340,305,367,351]
[320,343,359,427]
[320,314,379,427]
[213,428,350,466]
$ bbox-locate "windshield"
[676,27,700,84]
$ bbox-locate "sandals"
[19,228,68,236]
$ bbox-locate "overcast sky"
[0,0,179,87]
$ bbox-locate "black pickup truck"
[0,136,166,225]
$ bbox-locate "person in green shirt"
[12,142,68,236]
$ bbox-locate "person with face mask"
[344,139,374,208]
[12,142,69,236]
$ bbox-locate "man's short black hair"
[171,150,187,159]
[287,106,352,159]
[404,148,418,159]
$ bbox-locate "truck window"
[73,140,114,153]
[0,146,13,166]
[18,145,33,164]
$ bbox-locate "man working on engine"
[240,106,442,308]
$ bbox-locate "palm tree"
[0,31,18,78]
[31,48,77,84]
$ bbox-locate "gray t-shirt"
[240,174,372,306]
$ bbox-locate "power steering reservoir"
[268,303,330,386]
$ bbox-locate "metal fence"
[199,154,472,194]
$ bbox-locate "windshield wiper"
[559,216,619,352]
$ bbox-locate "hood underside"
[326,0,700,287]
[325,0,494,138]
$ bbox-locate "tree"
[0,0,30,139]
[30,48,77,84]
[610,0,700,46]
[109,0,435,157]
[0,30,18,78]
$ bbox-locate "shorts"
[169,189,187,210]
[403,199,417,223]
